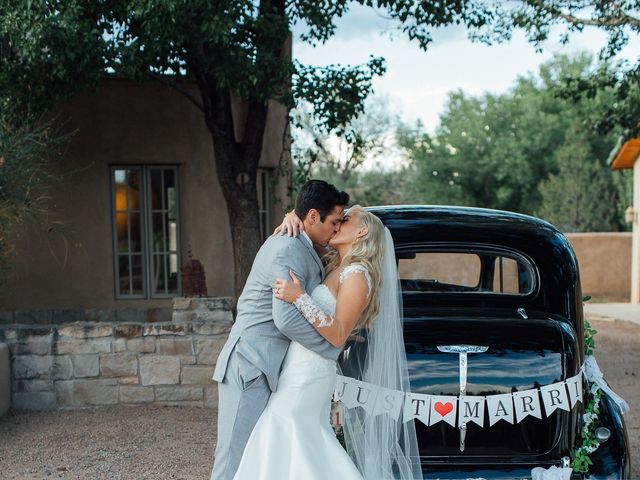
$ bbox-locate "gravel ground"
[0,317,637,479]
[0,405,217,479]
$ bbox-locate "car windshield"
[397,249,535,295]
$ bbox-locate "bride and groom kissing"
[211,180,421,480]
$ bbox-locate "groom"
[211,179,349,480]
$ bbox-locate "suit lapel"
[297,236,325,281]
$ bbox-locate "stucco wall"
[0,79,289,310]
[566,232,631,302]
[0,343,9,416]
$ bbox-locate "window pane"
[152,212,165,252]
[131,254,144,295]
[399,252,481,289]
[167,183,177,220]
[114,169,141,212]
[115,169,138,211]
[168,218,177,252]
[493,257,520,293]
[168,254,179,294]
[116,213,129,252]
[152,254,166,294]
[129,212,142,253]
[117,255,131,295]
[151,169,163,210]
[398,250,535,295]
[257,169,270,241]
[164,170,175,216]
[112,166,180,298]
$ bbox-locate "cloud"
[293,4,467,46]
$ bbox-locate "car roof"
[366,204,567,252]
[365,205,580,314]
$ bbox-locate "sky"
[293,5,640,134]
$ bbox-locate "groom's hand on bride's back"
[273,210,304,237]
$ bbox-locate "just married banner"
[333,372,584,427]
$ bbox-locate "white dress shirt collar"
[300,231,313,248]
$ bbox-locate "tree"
[0,118,68,280]
[292,96,399,184]
[399,53,630,230]
[536,122,620,231]
[0,1,496,296]
[475,1,640,137]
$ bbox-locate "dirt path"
[0,318,636,479]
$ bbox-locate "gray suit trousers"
[210,351,270,480]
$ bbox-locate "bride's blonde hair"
[324,206,386,332]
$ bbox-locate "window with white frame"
[111,166,181,298]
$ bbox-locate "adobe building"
[0,78,290,314]
[0,78,291,410]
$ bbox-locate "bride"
[232,206,421,480]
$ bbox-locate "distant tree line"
[293,54,632,232]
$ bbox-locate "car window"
[398,250,535,295]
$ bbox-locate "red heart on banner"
[434,401,453,417]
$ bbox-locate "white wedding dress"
[232,281,364,480]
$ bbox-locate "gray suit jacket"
[212,234,342,391]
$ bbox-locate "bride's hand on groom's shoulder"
[273,210,304,237]
[273,270,304,303]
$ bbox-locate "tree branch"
[147,71,205,112]
[557,11,640,29]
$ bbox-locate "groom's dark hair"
[295,180,349,221]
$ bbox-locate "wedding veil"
[337,227,422,480]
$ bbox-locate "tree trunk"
[205,96,270,298]
[225,176,263,299]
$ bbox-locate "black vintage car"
[360,205,630,479]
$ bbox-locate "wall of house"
[566,232,631,302]
[0,79,290,311]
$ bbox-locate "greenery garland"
[571,297,603,474]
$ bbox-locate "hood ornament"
[437,344,488,452]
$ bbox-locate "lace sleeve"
[293,294,334,328]
[339,264,372,297]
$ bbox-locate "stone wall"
[0,297,232,410]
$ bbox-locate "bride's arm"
[274,271,369,348]
[273,210,329,257]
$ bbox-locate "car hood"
[402,314,582,460]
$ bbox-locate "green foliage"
[571,384,602,473]
[291,95,410,205]
[0,1,106,124]
[570,313,600,473]
[536,122,619,232]
[292,95,400,179]
[0,0,498,293]
[399,53,629,231]
[0,117,67,278]
[0,0,495,135]
[475,1,640,137]
[584,319,597,357]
